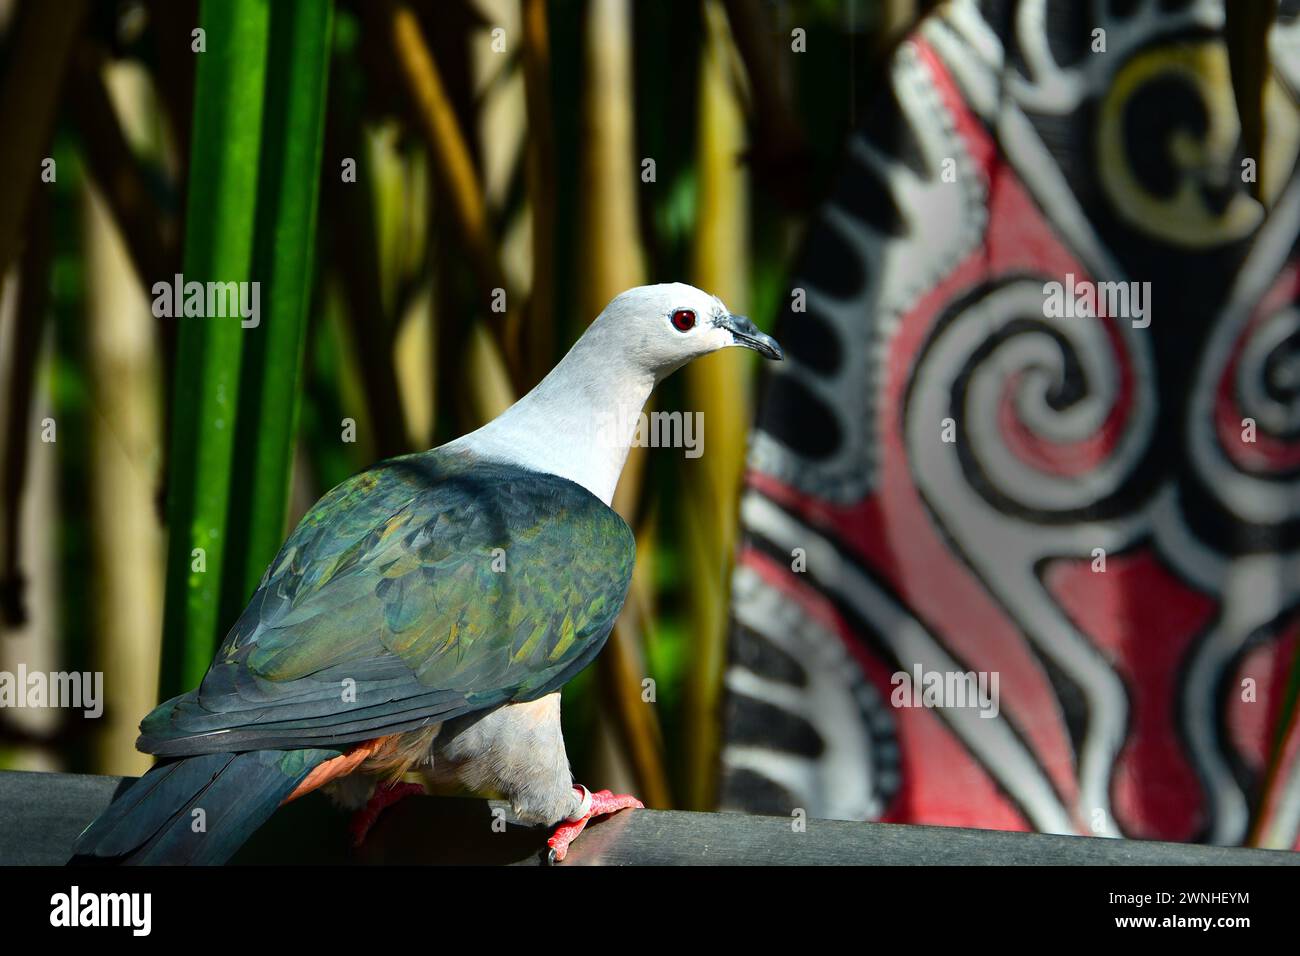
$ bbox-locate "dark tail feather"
[69,748,336,865]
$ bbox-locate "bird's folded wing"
[139,452,635,755]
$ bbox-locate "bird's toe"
[543,785,642,864]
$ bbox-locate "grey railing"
[1,769,1295,865]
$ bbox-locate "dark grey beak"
[721,314,783,360]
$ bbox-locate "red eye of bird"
[671,308,696,332]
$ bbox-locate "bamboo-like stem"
[220,0,334,622]
[65,39,179,471]
[578,0,646,323]
[84,168,165,776]
[720,0,811,210]
[322,105,412,461]
[0,0,89,277]
[158,0,271,699]
[577,0,670,804]
[604,443,672,808]
[143,0,197,183]
[0,192,52,628]
[599,561,672,808]
[682,0,751,811]
[520,0,556,387]
[376,0,520,386]
[66,43,179,290]
[141,0,198,499]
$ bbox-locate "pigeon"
[70,282,782,865]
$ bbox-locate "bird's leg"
[349,780,427,847]
[546,785,644,863]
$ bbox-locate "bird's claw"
[545,787,644,864]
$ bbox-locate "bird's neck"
[452,329,656,505]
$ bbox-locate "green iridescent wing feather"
[138,451,635,755]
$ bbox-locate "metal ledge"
[1,769,1295,865]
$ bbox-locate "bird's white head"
[460,283,783,503]
[588,282,783,382]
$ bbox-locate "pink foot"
[349,780,426,847]
[546,786,644,864]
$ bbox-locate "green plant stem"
[221,0,334,623]
[159,0,271,700]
